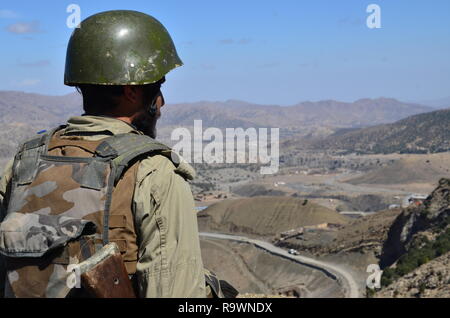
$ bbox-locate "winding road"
[200,232,361,298]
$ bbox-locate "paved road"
[339,211,376,217]
[200,232,361,298]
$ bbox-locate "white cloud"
[6,21,41,34]
[0,9,18,19]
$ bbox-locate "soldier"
[0,10,229,298]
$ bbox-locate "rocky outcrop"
[380,179,450,268]
[376,252,450,298]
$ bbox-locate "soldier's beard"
[131,109,161,139]
[132,86,163,139]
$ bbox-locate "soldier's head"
[64,10,183,138]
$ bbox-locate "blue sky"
[0,0,449,105]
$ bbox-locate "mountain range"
[0,91,433,131]
[159,98,431,129]
[0,90,437,168]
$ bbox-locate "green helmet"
[64,10,183,86]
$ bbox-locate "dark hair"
[75,85,124,116]
[75,77,166,116]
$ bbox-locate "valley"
[1,90,449,298]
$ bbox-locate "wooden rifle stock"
[77,242,136,298]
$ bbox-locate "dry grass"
[199,196,349,237]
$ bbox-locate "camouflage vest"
[0,127,171,298]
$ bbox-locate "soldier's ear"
[123,86,140,104]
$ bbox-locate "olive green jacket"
[0,116,206,298]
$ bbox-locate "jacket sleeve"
[132,155,206,298]
[0,159,14,298]
[0,160,13,222]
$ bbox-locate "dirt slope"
[198,196,348,237]
[200,239,344,298]
[346,153,450,185]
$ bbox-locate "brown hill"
[346,153,450,185]
[198,196,349,237]
[0,90,81,125]
[312,107,450,154]
[0,91,82,170]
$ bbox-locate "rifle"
[75,242,136,298]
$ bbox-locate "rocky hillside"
[376,251,450,298]
[374,178,450,297]
[312,108,450,154]
[380,178,450,267]
[276,208,403,257]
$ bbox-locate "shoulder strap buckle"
[95,133,172,183]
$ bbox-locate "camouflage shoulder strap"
[93,134,173,245]
[95,133,173,184]
[12,126,66,186]
[12,130,172,186]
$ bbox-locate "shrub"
[381,228,450,286]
